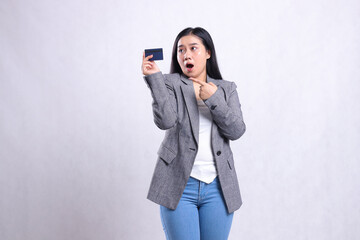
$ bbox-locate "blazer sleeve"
[143,71,178,130]
[203,81,246,140]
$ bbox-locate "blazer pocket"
[157,145,177,164]
[227,153,235,170]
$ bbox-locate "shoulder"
[212,78,238,94]
[163,73,182,87]
[144,72,181,86]
[164,73,181,81]
[164,73,181,79]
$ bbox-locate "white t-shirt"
[190,99,218,184]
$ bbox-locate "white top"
[190,99,218,184]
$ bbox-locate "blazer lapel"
[179,74,221,147]
[180,74,199,146]
[206,75,220,86]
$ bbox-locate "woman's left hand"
[189,77,218,100]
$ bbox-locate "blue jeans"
[160,176,234,240]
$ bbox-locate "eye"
[191,47,197,50]
[178,49,184,53]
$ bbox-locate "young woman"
[141,27,246,240]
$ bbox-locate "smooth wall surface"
[1,0,359,239]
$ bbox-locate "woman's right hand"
[142,52,160,75]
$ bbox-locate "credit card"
[145,48,163,61]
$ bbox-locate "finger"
[144,54,154,61]
[143,51,145,60]
[148,54,154,61]
[143,64,151,70]
[143,63,153,69]
[143,60,154,68]
[189,77,206,86]
[208,82,216,87]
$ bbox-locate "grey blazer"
[143,71,246,214]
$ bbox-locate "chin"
[181,68,199,78]
[181,72,191,78]
[183,72,197,78]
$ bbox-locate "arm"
[203,82,246,140]
[143,72,178,130]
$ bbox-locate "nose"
[184,52,192,60]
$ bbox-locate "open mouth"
[186,63,194,71]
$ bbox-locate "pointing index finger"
[189,77,206,86]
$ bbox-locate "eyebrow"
[178,43,199,48]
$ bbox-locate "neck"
[197,71,207,83]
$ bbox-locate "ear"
[206,50,211,59]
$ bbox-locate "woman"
[141,27,246,240]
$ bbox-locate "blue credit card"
[145,48,163,61]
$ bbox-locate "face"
[177,34,211,79]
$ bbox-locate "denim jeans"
[160,176,234,240]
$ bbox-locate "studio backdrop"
[1,0,359,239]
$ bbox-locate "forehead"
[177,35,203,47]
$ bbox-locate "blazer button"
[216,151,221,156]
[210,105,217,110]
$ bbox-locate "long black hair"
[170,27,223,80]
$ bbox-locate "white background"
[1,0,359,239]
